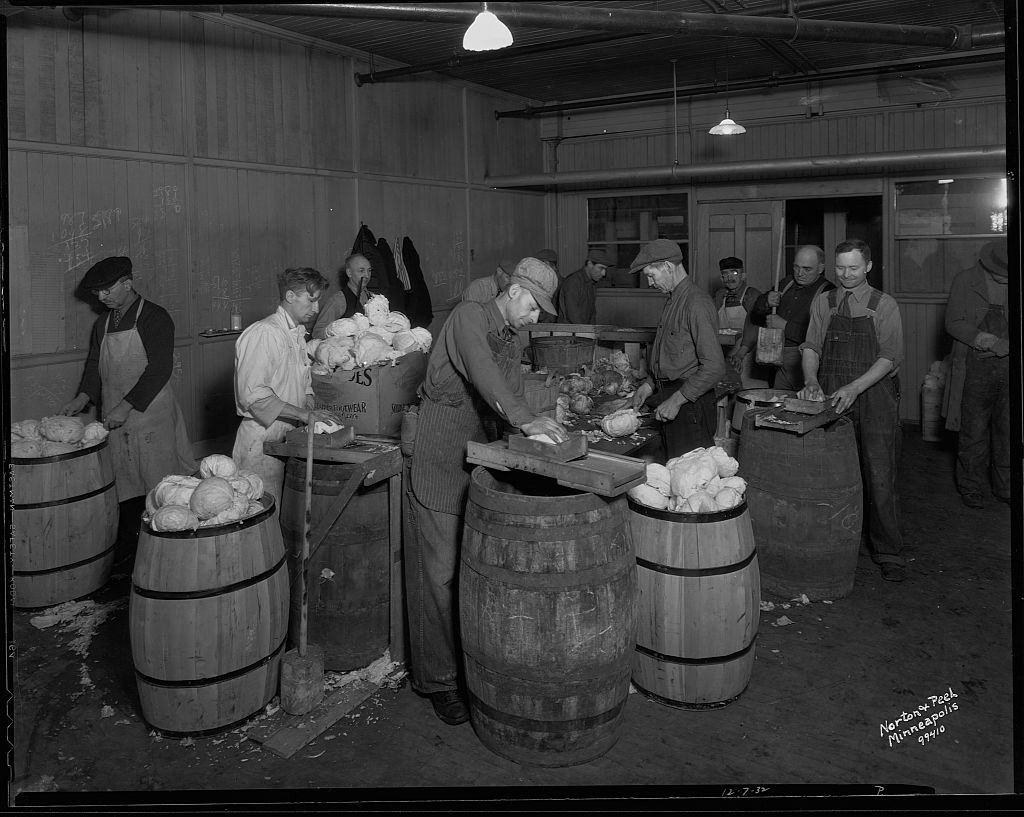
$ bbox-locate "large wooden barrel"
[740,411,863,600]
[460,467,637,768]
[280,460,390,672]
[11,441,118,609]
[628,499,760,709]
[129,496,289,735]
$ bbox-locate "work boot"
[428,690,470,725]
[961,492,985,509]
[880,563,906,583]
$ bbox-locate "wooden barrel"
[11,441,118,609]
[628,499,760,709]
[129,495,289,735]
[740,411,863,600]
[460,467,637,767]
[280,460,390,672]
[731,388,793,434]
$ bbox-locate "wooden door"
[697,200,785,296]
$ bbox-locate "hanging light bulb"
[709,43,745,136]
[463,3,513,52]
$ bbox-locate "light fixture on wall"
[463,3,513,52]
[709,42,746,136]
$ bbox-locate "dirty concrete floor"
[6,429,1019,810]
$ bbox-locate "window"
[894,176,1007,294]
[587,193,689,287]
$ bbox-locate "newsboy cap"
[979,240,1009,277]
[534,248,559,268]
[587,248,612,267]
[81,256,133,291]
[718,256,744,272]
[629,239,683,274]
[511,257,559,315]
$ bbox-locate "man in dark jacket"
[311,254,372,338]
[556,248,610,324]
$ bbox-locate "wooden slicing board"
[466,440,645,497]
[507,432,588,462]
[283,425,356,448]
[782,397,832,415]
[754,405,842,434]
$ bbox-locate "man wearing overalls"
[798,239,907,583]
[61,256,196,566]
[405,257,569,725]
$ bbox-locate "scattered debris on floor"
[773,616,795,627]
[323,651,405,693]
[29,599,127,657]
[791,594,811,605]
[100,705,115,718]
[759,601,776,611]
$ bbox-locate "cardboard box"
[312,352,427,437]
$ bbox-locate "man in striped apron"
[799,239,906,582]
[60,256,195,567]
[406,258,568,725]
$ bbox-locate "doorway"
[786,197,884,289]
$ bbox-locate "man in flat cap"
[556,248,610,324]
[943,239,1011,509]
[630,240,727,457]
[713,256,762,384]
[60,256,195,565]
[534,248,558,274]
[461,257,516,305]
[405,257,569,727]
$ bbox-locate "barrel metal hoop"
[133,638,286,688]
[10,438,109,464]
[466,689,624,733]
[13,542,116,576]
[627,496,747,523]
[635,549,756,577]
[631,678,747,710]
[11,480,116,510]
[634,636,757,666]
[132,553,287,600]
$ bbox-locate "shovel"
[756,216,785,366]
[279,419,325,715]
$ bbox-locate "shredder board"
[466,440,646,497]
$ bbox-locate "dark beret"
[81,256,132,291]
[718,256,744,272]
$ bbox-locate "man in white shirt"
[233,267,340,502]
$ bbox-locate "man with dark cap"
[556,248,610,324]
[630,240,727,457]
[405,257,569,726]
[534,248,558,274]
[713,256,762,383]
[943,239,1011,509]
[310,254,372,338]
[461,257,516,305]
[60,256,195,565]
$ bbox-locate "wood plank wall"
[7,7,543,444]
[539,64,1007,425]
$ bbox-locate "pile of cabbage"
[143,454,266,532]
[308,294,432,373]
[628,445,748,513]
[10,416,109,458]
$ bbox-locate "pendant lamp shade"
[463,5,513,52]
[709,112,747,136]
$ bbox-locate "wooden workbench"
[263,436,405,665]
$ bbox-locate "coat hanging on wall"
[351,225,405,310]
[401,237,434,330]
[375,237,408,315]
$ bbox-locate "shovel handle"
[298,419,315,657]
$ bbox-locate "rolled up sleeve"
[874,297,904,369]
[799,292,831,357]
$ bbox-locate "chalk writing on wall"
[52,208,123,275]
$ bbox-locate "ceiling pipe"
[355,33,634,86]
[76,4,1003,51]
[484,146,1007,191]
[494,49,1007,119]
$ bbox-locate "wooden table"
[263,435,405,665]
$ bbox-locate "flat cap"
[718,256,744,271]
[587,248,612,267]
[511,257,559,315]
[979,240,1009,277]
[498,257,519,276]
[81,256,132,291]
[629,239,683,274]
[534,248,558,268]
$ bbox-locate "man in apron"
[406,257,568,726]
[714,256,763,386]
[798,239,906,582]
[233,267,341,503]
[747,245,835,390]
[60,256,195,566]
[942,240,1010,509]
[631,240,727,458]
